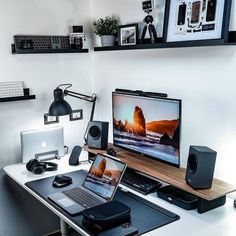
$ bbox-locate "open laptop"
[48,154,127,215]
[21,126,64,163]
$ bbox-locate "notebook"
[21,126,64,163]
[48,154,127,215]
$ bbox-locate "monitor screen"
[112,92,181,167]
[83,154,126,200]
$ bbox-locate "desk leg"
[60,219,69,236]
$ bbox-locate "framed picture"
[141,0,170,43]
[119,24,138,46]
[165,0,232,42]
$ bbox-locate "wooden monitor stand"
[83,144,236,213]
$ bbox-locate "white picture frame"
[166,0,230,42]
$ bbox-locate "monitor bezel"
[112,91,182,168]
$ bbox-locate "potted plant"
[93,16,118,47]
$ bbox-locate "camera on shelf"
[69,25,85,49]
[141,0,157,44]
[142,0,154,13]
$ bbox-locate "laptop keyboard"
[63,187,103,209]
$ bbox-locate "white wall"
[0,1,235,234]
[0,0,94,169]
[91,0,236,187]
[0,1,93,235]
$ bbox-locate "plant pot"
[101,35,115,47]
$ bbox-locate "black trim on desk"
[0,95,36,102]
[11,44,89,54]
[94,38,236,52]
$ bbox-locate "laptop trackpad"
[48,192,84,215]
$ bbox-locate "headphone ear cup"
[26,159,39,171]
[32,163,46,175]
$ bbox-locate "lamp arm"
[64,89,97,145]
[64,89,96,103]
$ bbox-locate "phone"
[177,3,187,25]
[191,1,201,24]
[206,0,217,22]
[98,224,138,236]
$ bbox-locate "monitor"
[112,92,181,167]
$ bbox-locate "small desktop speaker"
[87,121,109,149]
[185,146,217,189]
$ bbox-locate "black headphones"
[26,159,58,175]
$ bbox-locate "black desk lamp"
[46,84,96,144]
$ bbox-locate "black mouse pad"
[25,170,180,235]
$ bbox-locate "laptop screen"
[83,154,127,200]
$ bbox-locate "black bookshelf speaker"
[87,121,109,149]
[185,146,217,189]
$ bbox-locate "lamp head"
[49,88,72,116]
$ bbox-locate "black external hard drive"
[157,185,198,210]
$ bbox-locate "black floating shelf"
[11,44,88,54]
[0,95,36,103]
[94,39,236,52]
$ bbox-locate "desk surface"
[4,151,236,236]
[84,145,236,201]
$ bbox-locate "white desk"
[3,151,236,236]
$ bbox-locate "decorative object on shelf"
[119,24,139,46]
[12,34,89,54]
[69,25,85,49]
[166,0,232,42]
[0,81,36,102]
[140,0,170,43]
[0,81,24,98]
[141,0,158,43]
[93,16,118,47]
[14,35,70,50]
[44,84,96,145]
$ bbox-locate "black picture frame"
[164,0,232,42]
[119,24,139,46]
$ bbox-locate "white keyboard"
[0,81,24,98]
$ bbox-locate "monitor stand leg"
[197,195,226,214]
[60,219,69,236]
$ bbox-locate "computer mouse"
[52,174,73,188]
[106,148,116,157]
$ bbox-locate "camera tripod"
[141,14,158,44]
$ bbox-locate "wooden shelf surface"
[0,95,36,102]
[84,144,236,201]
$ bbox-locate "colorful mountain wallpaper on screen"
[113,94,180,165]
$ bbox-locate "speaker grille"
[188,153,198,174]
[88,125,101,140]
